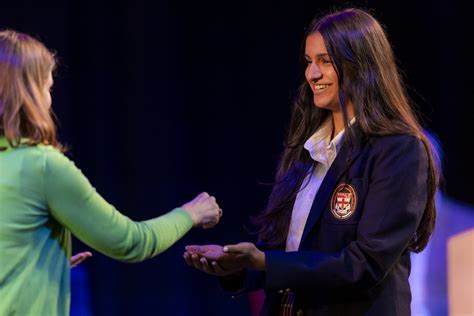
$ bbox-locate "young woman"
[184,8,439,315]
[0,30,222,316]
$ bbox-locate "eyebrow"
[304,53,330,59]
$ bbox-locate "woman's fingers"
[185,245,207,254]
[223,242,254,254]
[70,251,92,268]
[211,261,229,275]
[184,252,218,275]
[199,257,217,275]
[190,253,203,270]
[183,252,194,267]
[194,192,209,201]
[202,220,217,229]
[181,192,221,228]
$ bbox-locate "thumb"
[223,244,244,254]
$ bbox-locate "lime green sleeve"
[43,148,193,262]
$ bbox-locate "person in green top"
[0,30,223,315]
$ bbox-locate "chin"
[313,97,339,112]
[313,99,330,110]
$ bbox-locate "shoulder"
[358,134,429,174]
[369,133,422,147]
[24,144,68,163]
[36,144,67,159]
[35,145,92,191]
[19,144,76,174]
[5,143,63,165]
[361,134,429,177]
[38,146,80,175]
[13,142,63,155]
[2,145,72,189]
[368,134,426,157]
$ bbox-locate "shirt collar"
[303,117,355,165]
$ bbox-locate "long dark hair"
[253,8,439,253]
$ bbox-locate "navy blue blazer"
[222,128,430,316]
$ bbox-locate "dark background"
[1,0,472,315]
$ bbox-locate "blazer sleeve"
[42,148,193,262]
[219,269,266,294]
[264,136,430,292]
[219,240,271,293]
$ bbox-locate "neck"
[331,103,355,137]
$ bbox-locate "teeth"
[314,84,330,90]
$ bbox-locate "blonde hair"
[0,30,61,149]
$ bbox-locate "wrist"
[181,207,198,227]
[254,250,266,271]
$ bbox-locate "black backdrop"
[1,0,473,315]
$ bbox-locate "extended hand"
[222,242,266,271]
[184,245,242,276]
[70,251,92,268]
[184,242,265,274]
[181,192,222,229]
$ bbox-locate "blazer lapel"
[300,125,366,244]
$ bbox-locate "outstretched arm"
[43,149,220,262]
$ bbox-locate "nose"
[306,62,322,83]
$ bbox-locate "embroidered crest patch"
[330,184,357,220]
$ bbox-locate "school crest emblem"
[330,184,357,220]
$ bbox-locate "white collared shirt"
[285,118,346,252]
